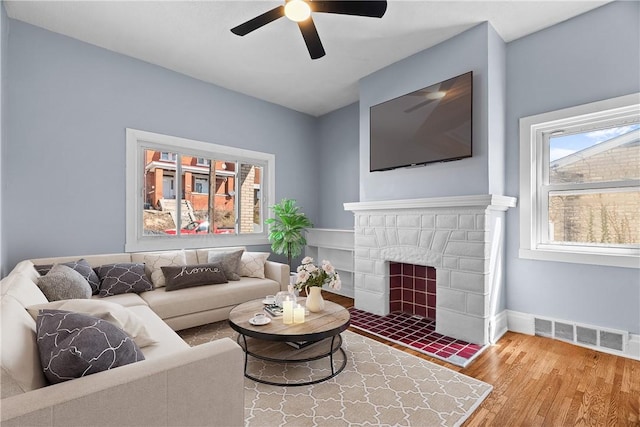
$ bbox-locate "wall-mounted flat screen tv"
[370,71,473,172]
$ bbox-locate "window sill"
[125,234,270,253]
[519,248,639,269]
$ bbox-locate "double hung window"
[126,129,275,251]
[519,93,639,268]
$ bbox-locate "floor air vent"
[534,317,627,353]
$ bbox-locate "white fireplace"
[344,194,517,345]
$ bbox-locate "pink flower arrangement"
[295,257,341,292]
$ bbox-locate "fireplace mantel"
[344,194,517,345]
[344,194,517,212]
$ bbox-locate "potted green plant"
[265,198,313,268]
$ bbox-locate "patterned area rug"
[178,322,492,427]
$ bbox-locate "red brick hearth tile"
[390,301,401,312]
[390,288,401,301]
[390,262,401,275]
[427,293,436,307]
[402,289,413,301]
[390,276,401,288]
[402,275,414,289]
[402,263,414,276]
[415,291,427,305]
[427,267,436,280]
[415,277,426,291]
[426,279,436,294]
[348,308,485,367]
[415,305,427,318]
[415,265,427,278]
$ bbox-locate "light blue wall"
[316,102,359,229]
[3,20,319,272]
[486,24,506,196]
[359,23,504,202]
[505,1,640,334]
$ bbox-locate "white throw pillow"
[26,299,158,348]
[131,250,187,288]
[239,252,270,279]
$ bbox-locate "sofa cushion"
[37,264,92,301]
[92,292,148,307]
[126,305,190,359]
[162,264,228,292]
[95,263,154,297]
[131,250,187,288]
[139,277,280,321]
[207,249,243,281]
[239,252,270,279]
[0,296,48,393]
[36,310,145,384]
[11,260,41,283]
[27,299,158,348]
[0,272,48,307]
[34,259,101,295]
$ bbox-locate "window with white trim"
[126,129,275,252]
[519,93,640,268]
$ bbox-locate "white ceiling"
[5,0,611,117]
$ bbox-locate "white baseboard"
[506,310,535,335]
[490,310,508,343]
[505,310,639,361]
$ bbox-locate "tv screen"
[369,71,473,172]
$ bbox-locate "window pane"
[239,163,263,234]
[211,161,236,234]
[182,154,213,235]
[549,124,640,184]
[548,190,640,245]
[142,149,177,236]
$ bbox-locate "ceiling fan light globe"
[285,0,312,22]
[426,91,447,100]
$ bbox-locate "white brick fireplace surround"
[344,195,517,345]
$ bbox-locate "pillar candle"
[282,298,294,325]
[293,304,305,324]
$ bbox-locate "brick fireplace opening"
[389,262,437,320]
[345,195,517,345]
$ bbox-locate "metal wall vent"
[534,317,627,354]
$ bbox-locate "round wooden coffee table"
[228,298,350,386]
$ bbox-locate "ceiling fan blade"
[310,1,387,18]
[298,17,326,59]
[404,99,435,114]
[230,5,285,36]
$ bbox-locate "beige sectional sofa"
[1,247,290,426]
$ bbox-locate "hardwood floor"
[323,292,640,426]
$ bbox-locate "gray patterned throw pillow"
[35,310,145,384]
[207,249,244,281]
[94,263,154,297]
[37,264,92,301]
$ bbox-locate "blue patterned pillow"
[36,310,145,384]
[94,263,154,297]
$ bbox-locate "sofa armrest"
[1,338,244,427]
[264,260,290,291]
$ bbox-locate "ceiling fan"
[231,0,388,60]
